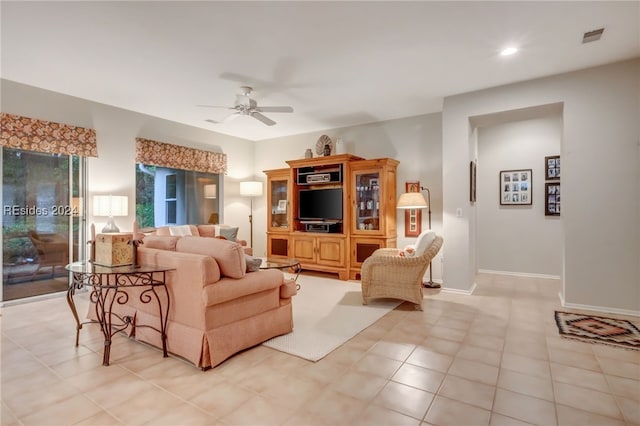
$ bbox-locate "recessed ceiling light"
[500,47,519,56]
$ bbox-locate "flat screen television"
[298,188,343,221]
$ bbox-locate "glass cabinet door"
[354,171,380,231]
[269,178,289,229]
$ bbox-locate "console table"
[65,261,174,366]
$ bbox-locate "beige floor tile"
[497,368,554,401]
[369,340,416,361]
[406,347,453,373]
[550,362,609,393]
[304,388,367,425]
[556,404,626,426]
[354,352,403,379]
[429,325,467,342]
[448,358,500,386]
[547,347,601,372]
[372,381,434,420]
[330,370,388,401]
[74,411,124,425]
[500,352,551,379]
[438,375,496,410]
[221,395,296,426]
[605,374,640,401]
[503,340,549,361]
[425,395,491,426]
[553,381,622,419]
[63,364,131,393]
[106,385,187,425]
[351,403,421,426]
[463,333,505,352]
[419,336,462,355]
[546,335,596,354]
[455,344,502,367]
[592,344,640,363]
[489,413,535,426]
[84,374,159,410]
[18,394,103,426]
[321,344,368,368]
[391,363,445,393]
[597,356,640,380]
[493,388,557,426]
[293,356,350,385]
[188,382,254,418]
[615,395,640,424]
[261,373,326,409]
[154,368,229,400]
[7,275,639,426]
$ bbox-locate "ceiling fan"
[199,86,294,126]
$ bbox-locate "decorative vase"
[323,144,331,156]
[305,148,313,159]
[335,138,346,154]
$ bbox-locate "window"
[2,148,85,301]
[135,164,220,228]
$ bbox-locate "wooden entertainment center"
[264,154,398,280]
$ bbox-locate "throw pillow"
[399,245,416,257]
[215,225,239,241]
[245,255,262,272]
[414,230,436,256]
[169,225,193,237]
[142,235,180,251]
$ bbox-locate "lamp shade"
[93,195,129,216]
[240,181,263,197]
[204,184,217,199]
[397,192,428,209]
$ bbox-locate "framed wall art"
[545,182,561,216]
[499,169,532,205]
[404,181,422,237]
[545,155,560,180]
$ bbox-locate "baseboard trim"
[561,301,640,318]
[478,269,560,280]
[441,282,477,295]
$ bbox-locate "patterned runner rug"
[554,311,640,351]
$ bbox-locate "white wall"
[443,59,640,314]
[477,115,563,277]
[1,79,257,243]
[252,113,444,281]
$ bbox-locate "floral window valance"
[135,137,227,174]
[0,112,98,157]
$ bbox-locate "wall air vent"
[582,28,604,44]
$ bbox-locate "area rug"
[554,311,640,351]
[263,275,401,361]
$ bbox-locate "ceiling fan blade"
[251,112,276,126]
[205,113,239,124]
[197,105,234,109]
[256,106,294,113]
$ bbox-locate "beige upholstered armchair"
[361,231,443,310]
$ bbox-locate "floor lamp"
[239,181,263,249]
[397,187,440,288]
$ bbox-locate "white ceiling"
[2,1,639,141]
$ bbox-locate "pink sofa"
[153,224,252,255]
[88,235,295,369]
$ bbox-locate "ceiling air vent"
[582,28,604,44]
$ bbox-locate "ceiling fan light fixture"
[199,86,293,126]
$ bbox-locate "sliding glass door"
[2,147,85,301]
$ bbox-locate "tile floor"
[1,273,639,425]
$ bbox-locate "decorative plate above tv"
[315,135,333,156]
